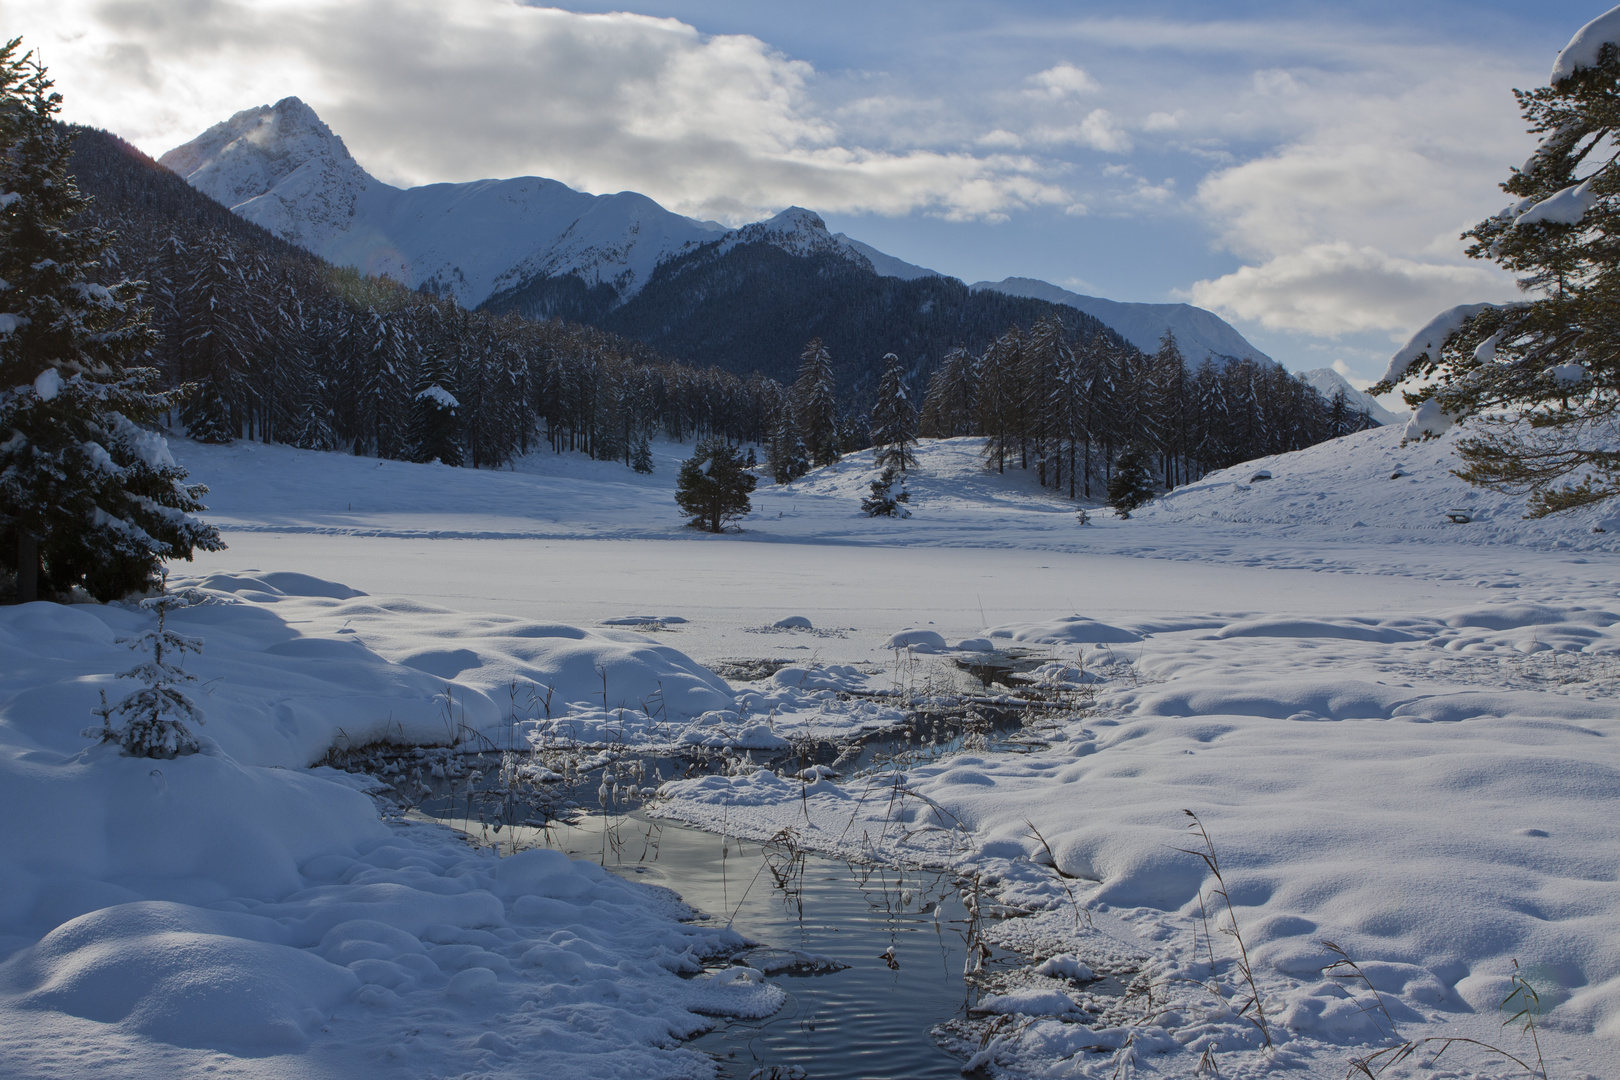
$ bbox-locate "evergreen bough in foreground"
[1375,23,1620,515]
[0,39,221,601]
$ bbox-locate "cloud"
[18,0,1068,223]
[1028,62,1099,97]
[1185,242,1518,337]
[1030,108,1131,153]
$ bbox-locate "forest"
[69,125,1374,493]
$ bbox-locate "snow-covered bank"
[657,596,1620,1078]
[0,581,791,1079]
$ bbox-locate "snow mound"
[1134,422,1620,549]
[985,614,1141,645]
[884,628,947,652]
[0,580,788,1078]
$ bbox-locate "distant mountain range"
[160,97,1336,402]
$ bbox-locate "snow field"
[0,577,789,1079]
[658,597,1620,1078]
[4,426,1620,1078]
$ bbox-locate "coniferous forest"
[69,124,1375,496]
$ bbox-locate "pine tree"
[1107,445,1156,518]
[793,338,840,467]
[769,415,809,483]
[868,352,919,471]
[920,346,977,437]
[675,440,757,532]
[84,588,205,758]
[0,42,223,602]
[861,466,912,518]
[631,432,654,474]
[408,383,462,466]
[1374,22,1620,514]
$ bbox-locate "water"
[568,812,1009,1079]
[394,763,1029,1078]
[350,709,1065,1078]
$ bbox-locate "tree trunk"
[16,532,38,604]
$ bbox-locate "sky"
[8,0,1612,387]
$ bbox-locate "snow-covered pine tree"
[977,328,1021,474]
[0,42,223,602]
[176,233,253,442]
[675,440,757,532]
[793,338,840,467]
[1107,445,1156,518]
[868,352,919,472]
[631,432,654,473]
[1373,12,1620,514]
[861,466,912,518]
[769,415,809,483]
[920,346,977,437]
[408,383,462,466]
[85,588,205,757]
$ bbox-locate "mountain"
[970,277,1273,369]
[586,222,1122,386]
[1297,368,1404,426]
[159,99,1269,382]
[158,97,734,307]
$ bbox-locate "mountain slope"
[579,224,1127,387]
[158,97,730,306]
[1297,368,1404,426]
[971,276,1273,368]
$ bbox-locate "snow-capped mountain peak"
[158,97,374,257]
[159,99,727,305]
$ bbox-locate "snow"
[413,384,457,409]
[8,427,1620,1078]
[1552,4,1620,83]
[32,367,61,401]
[1400,396,1455,441]
[1380,301,1499,384]
[1516,176,1600,227]
[159,98,727,308]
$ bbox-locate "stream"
[361,728,1053,1077]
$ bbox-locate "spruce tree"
[793,338,840,467]
[408,383,462,466]
[869,352,919,472]
[920,346,977,437]
[1107,445,1156,518]
[85,588,205,758]
[769,416,809,483]
[861,466,911,518]
[675,441,757,532]
[631,432,654,473]
[0,42,222,602]
[1374,17,1620,514]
